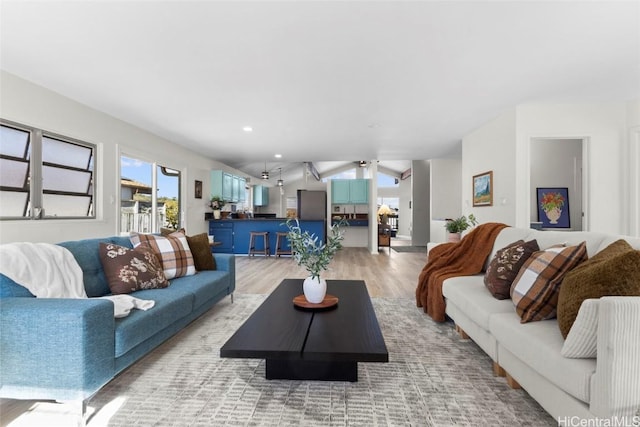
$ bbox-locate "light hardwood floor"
[236,242,427,299]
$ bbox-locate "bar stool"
[275,232,292,257]
[248,231,270,257]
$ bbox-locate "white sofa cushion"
[490,311,596,403]
[528,230,606,257]
[595,235,640,252]
[442,276,513,331]
[561,299,598,358]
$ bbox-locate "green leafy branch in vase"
[284,218,347,281]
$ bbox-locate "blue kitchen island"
[208,218,326,255]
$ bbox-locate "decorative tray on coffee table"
[293,294,339,310]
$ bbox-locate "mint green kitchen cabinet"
[211,170,245,202]
[232,175,240,202]
[211,170,231,201]
[238,177,246,202]
[331,180,351,204]
[349,179,369,204]
[331,179,369,204]
[222,173,233,200]
[253,185,269,206]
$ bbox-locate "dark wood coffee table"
[220,279,388,381]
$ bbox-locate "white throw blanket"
[99,295,156,318]
[0,242,154,318]
[0,242,87,298]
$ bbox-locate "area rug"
[391,246,427,253]
[86,294,554,426]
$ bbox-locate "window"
[377,197,399,211]
[120,155,181,234]
[377,171,399,188]
[322,168,356,182]
[0,120,95,219]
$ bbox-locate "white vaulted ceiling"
[1,1,638,180]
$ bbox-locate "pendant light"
[277,168,284,187]
[261,161,269,180]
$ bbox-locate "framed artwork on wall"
[195,180,202,199]
[537,187,570,228]
[472,171,493,206]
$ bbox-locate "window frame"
[0,119,97,220]
[119,153,182,234]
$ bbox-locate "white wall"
[628,101,640,237]
[530,138,582,230]
[516,102,631,234]
[0,71,258,243]
[272,173,327,218]
[411,160,430,245]
[398,175,412,237]
[462,109,518,227]
[462,100,639,235]
[429,158,461,242]
[430,159,461,220]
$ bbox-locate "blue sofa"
[0,235,235,408]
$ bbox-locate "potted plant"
[445,214,478,242]
[210,196,226,219]
[284,218,347,303]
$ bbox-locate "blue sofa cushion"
[0,274,35,298]
[58,237,132,297]
[166,270,231,310]
[113,287,193,357]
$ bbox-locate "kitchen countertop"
[207,216,327,254]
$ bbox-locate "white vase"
[213,209,221,220]
[544,207,561,224]
[303,276,327,304]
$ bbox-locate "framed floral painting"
[537,187,570,228]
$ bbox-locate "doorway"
[530,138,586,231]
[631,127,640,237]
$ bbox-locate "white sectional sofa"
[439,227,640,422]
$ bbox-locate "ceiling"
[1,1,639,183]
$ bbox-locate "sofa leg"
[506,373,521,389]
[455,324,470,339]
[57,399,88,427]
[493,362,506,377]
[230,293,234,303]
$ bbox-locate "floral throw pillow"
[484,239,539,299]
[99,243,169,294]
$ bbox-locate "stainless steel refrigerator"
[297,190,326,220]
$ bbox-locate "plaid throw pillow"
[130,231,196,279]
[510,242,587,323]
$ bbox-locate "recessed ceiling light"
[242,126,253,132]
[274,154,282,158]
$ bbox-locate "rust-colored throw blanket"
[416,222,509,322]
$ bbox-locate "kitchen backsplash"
[331,204,369,215]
